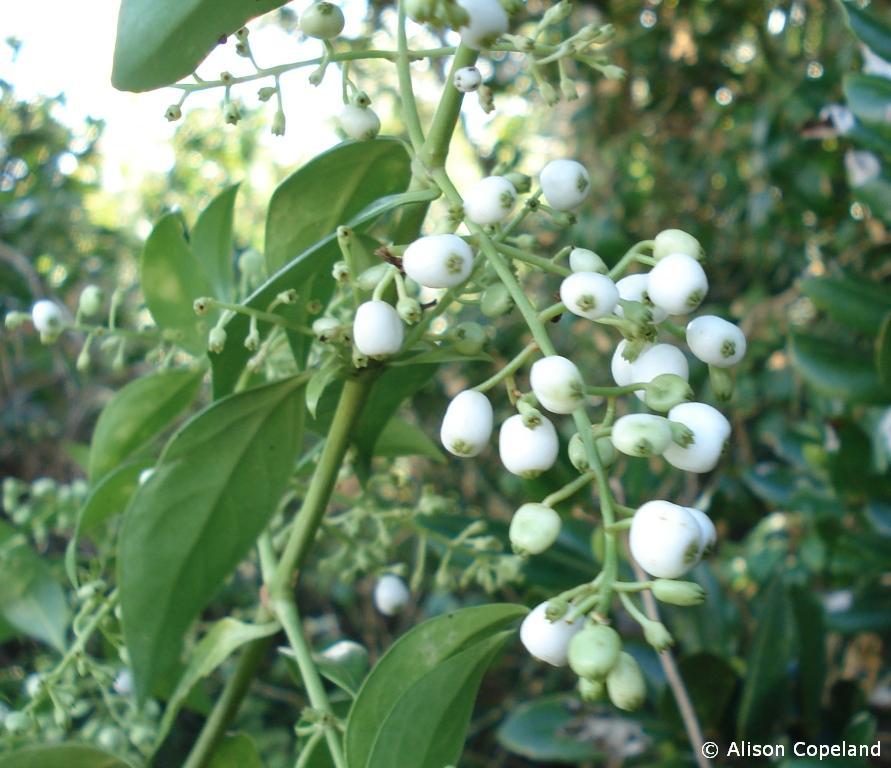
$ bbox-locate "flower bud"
[520,601,583,666]
[257,86,276,102]
[464,176,517,225]
[271,110,286,136]
[78,285,104,317]
[642,620,674,652]
[373,574,410,616]
[440,390,493,457]
[244,326,260,351]
[453,65,483,92]
[647,253,708,315]
[4,311,29,330]
[686,315,746,367]
[629,500,701,579]
[630,344,689,401]
[480,282,514,317]
[601,65,626,81]
[402,234,473,288]
[530,355,585,414]
[569,247,607,274]
[353,300,403,357]
[578,677,605,702]
[397,297,422,324]
[662,402,730,473]
[509,503,561,555]
[644,373,692,412]
[477,83,495,113]
[452,321,486,355]
[568,623,622,680]
[539,159,591,211]
[312,316,341,342]
[332,261,350,283]
[357,263,392,293]
[457,0,509,50]
[611,414,673,458]
[223,102,241,125]
[653,228,703,261]
[339,104,381,141]
[165,104,182,122]
[499,413,558,477]
[559,272,619,320]
[208,326,227,353]
[651,579,706,606]
[605,652,646,711]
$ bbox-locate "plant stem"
[542,471,596,508]
[396,1,425,151]
[607,240,654,280]
[472,341,539,393]
[421,46,479,168]
[492,241,572,277]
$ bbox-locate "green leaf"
[800,275,891,335]
[265,140,412,274]
[156,619,280,746]
[373,417,444,462]
[118,376,306,700]
[141,215,213,354]
[844,74,891,126]
[346,604,526,767]
[875,312,891,387]
[88,367,203,482]
[0,520,69,652]
[112,0,288,92]
[207,734,265,768]
[306,358,342,419]
[362,631,512,768]
[843,1,891,61]
[497,695,603,763]
[314,641,371,697]
[660,652,738,732]
[790,334,891,403]
[193,184,239,302]
[790,586,825,737]
[736,578,790,740]
[0,744,134,768]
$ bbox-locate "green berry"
[651,579,705,606]
[300,2,345,39]
[567,623,621,680]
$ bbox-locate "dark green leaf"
[875,312,891,386]
[790,335,891,403]
[800,275,891,335]
[844,74,891,126]
[314,641,371,697]
[843,1,891,61]
[207,734,265,768]
[790,587,825,737]
[88,367,203,482]
[0,744,133,768]
[346,604,527,767]
[373,416,444,462]
[112,0,288,91]
[497,695,603,763]
[192,184,239,301]
[118,376,305,700]
[305,358,342,419]
[660,653,737,732]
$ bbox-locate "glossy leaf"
[141,215,212,354]
[497,695,603,763]
[843,1,891,61]
[790,335,891,403]
[875,312,891,387]
[843,74,891,126]
[88,367,203,481]
[118,377,305,700]
[0,745,133,768]
[346,604,527,766]
[207,734,265,768]
[314,641,371,697]
[790,586,825,737]
[112,0,288,91]
[0,520,68,652]
[193,184,239,301]
[800,275,891,335]
[373,416,445,462]
[156,619,280,745]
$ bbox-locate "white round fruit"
[499,414,559,477]
[539,159,591,211]
[339,104,381,141]
[569,247,607,274]
[647,253,708,315]
[630,344,688,401]
[463,176,517,225]
[440,390,494,457]
[559,272,619,320]
[373,574,410,616]
[629,500,702,578]
[611,413,673,457]
[685,315,746,367]
[610,340,643,387]
[529,355,585,414]
[300,1,345,39]
[457,0,509,50]
[653,228,702,261]
[353,300,404,357]
[685,507,716,560]
[614,273,668,323]
[519,601,583,666]
[663,402,730,473]
[453,66,483,92]
[31,300,63,335]
[509,503,561,555]
[402,234,473,289]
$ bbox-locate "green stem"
[608,240,654,280]
[472,342,539,393]
[492,242,571,277]
[396,1,425,151]
[421,45,479,168]
[539,302,565,322]
[542,471,596,508]
[586,382,644,396]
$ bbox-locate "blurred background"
[1,0,890,766]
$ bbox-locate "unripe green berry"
[642,620,674,652]
[651,579,705,606]
[568,433,615,472]
[644,373,693,412]
[605,652,646,711]
[480,282,514,317]
[453,321,486,355]
[709,364,734,401]
[300,2,345,39]
[578,677,605,703]
[78,285,104,317]
[357,263,392,293]
[568,623,622,680]
[397,297,422,324]
[509,503,561,555]
[653,228,703,261]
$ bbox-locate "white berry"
[519,601,583,666]
[499,414,559,477]
[464,176,517,225]
[453,66,483,92]
[653,228,702,261]
[663,402,730,473]
[611,340,643,387]
[440,390,493,457]
[457,0,509,50]
[611,414,673,457]
[686,315,746,367]
[530,355,585,414]
[569,247,607,274]
[31,300,63,335]
[559,272,618,320]
[373,574,410,616]
[630,344,688,401]
[403,234,473,289]
[685,507,716,560]
[629,500,702,579]
[353,300,404,357]
[647,253,708,315]
[539,159,591,211]
[339,104,381,141]
[614,273,667,323]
